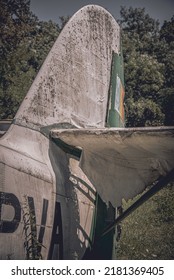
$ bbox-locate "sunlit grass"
[117,184,174,259]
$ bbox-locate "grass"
[117,184,174,259]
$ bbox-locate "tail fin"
[14,5,121,130]
[106,50,125,128]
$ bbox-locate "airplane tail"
[13,5,123,132]
[106,51,125,128]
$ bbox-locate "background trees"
[119,6,174,127]
[0,0,59,118]
[158,16,174,125]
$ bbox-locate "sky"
[30,0,174,25]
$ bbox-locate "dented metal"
[51,127,174,206]
[0,5,173,260]
[0,5,122,260]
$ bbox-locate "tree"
[124,53,164,101]
[119,6,160,55]
[0,0,37,118]
[125,97,165,127]
[0,0,59,119]
[0,0,36,56]
[160,16,174,44]
[119,7,168,127]
[158,16,174,125]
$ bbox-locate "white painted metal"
[51,127,174,207]
[15,5,120,128]
[0,5,121,259]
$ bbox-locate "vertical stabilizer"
[107,50,125,128]
[14,5,121,130]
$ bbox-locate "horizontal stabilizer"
[51,126,174,206]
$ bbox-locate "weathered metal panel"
[48,138,96,259]
[0,5,123,259]
[0,139,54,259]
[51,127,174,207]
[15,5,120,129]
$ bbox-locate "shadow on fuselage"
[48,139,95,259]
[48,138,116,260]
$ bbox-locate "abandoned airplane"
[0,5,174,260]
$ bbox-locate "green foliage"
[119,6,160,55]
[160,16,174,44]
[0,0,36,55]
[124,53,164,100]
[159,88,174,125]
[0,0,59,119]
[59,15,71,30]
[119,6,159,36]
[117,186,174,259]
[125,97,164,127]
[120,7,174,127]
[157,16,174,125]
[0,40,36,118]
